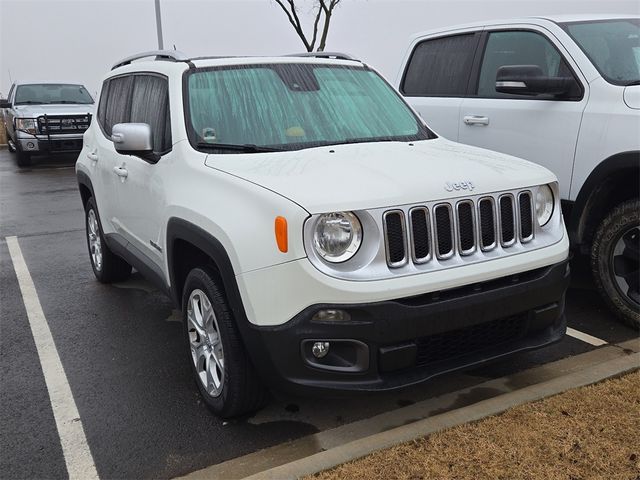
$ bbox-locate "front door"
[458,28,588,199]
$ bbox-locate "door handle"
[113,166,128,178]
[463,115,490,126]
[86,151,98,162]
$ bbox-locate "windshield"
[561,18,640,86]
[186,64,433,152]
[14,83,94,105]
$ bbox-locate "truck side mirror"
[495,65,575,97]
[112,123,159,163]
[0,99,12,109]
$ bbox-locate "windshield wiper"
[15,101,48,105]
[196,142,282,153]
[625,80,640,86]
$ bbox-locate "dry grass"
[0,127,6,144]
[309,371,640,480]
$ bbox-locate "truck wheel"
[5,130,16,152]
[591,199,639,329]
[16,149,31,167]
[85,197,132,283]
[182,267,268,418]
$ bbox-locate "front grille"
[499,195,516,246]
[457,201,475,254]
[434,205,454,258]
[383,189,535,268]
[414,314,527,367]
[478,198,496,249]
[409,207,430,263]
[519,192,534,241]
[38,114,91,135]
[383,210,407,266]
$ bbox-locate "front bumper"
[17,133,84,154]
[240,259,570,394]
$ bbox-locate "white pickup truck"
[1,82,94,166]
[398,15,639,327]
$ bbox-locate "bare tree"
[273,0,342,52]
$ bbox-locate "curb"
[243,351,639,480]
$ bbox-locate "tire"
[16,148,31,167]
[182,267,268,418]
[5,130,16,153]
[591,199,639,329]
[85,197,132,283]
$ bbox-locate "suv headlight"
[313,211,363,263]
[15,118,37,134]
[535,184,554,226]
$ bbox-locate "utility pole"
[154,0,164,50]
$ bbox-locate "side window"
[7,84,15,101]
[402,33,479,96]
[102,75,134,136]
[97,80,109,128]
[130,75,171,153]
[477,30,578,98]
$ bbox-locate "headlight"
[15,118,37,134]
[313,212,363,263]
[535,184,554,226]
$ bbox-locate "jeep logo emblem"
[445,181,475,192]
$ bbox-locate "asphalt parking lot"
[0,149,637,480]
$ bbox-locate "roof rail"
[112,50,190,70]
[286,52,360,62]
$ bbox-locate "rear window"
[14,84,94,105]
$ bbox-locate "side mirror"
[112,123,159,162]
[0,99,12,109]
[495,65,575,97]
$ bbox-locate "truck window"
[477,30,577,98]
[402,34,479,97]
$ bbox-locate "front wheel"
[5,130,16,152]
[591,199,639,329]
[182,267,267,418]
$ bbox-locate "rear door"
[399,31,482,140]
[458,27,588,199]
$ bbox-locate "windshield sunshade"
[186,64,433,152]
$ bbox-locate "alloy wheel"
[87,209,103,271]
[187,289,225,397]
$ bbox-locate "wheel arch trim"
[166,217,248,324]
[569,151,640,247]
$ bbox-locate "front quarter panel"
[163,143,310,278]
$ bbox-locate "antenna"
[8,69,13,84]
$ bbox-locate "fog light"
[27,142,35,149]
[311,309,350,322]
[312,341,330,358]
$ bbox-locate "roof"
[408,13,639,41]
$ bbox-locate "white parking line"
[6,236,99,480]
[566,327,608,346]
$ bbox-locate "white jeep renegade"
[397,15,639,327]
[76,51,569,417]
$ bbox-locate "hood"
[13,103,94,117]
[624,85,640,109]
[204,138,556,213]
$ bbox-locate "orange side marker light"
[275,216,288,253]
